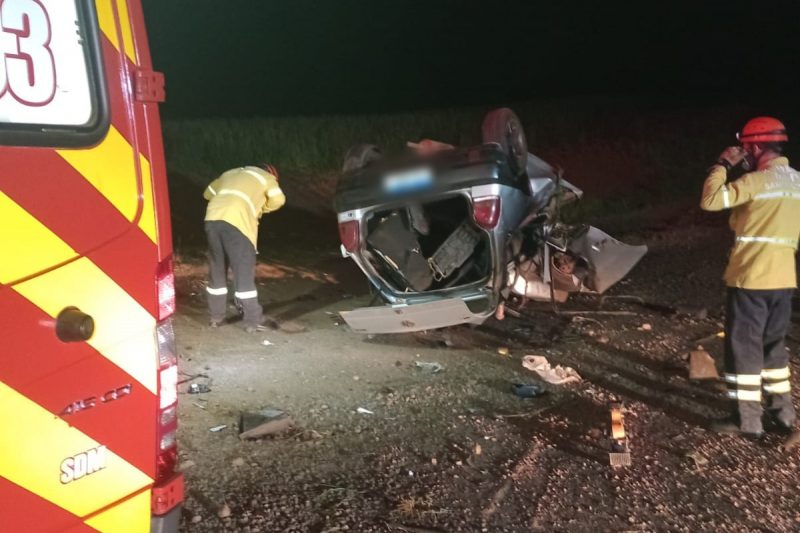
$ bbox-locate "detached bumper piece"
[340,299,479,334]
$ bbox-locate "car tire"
[481,108,528,176]
[342,144,383,173]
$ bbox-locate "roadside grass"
[163,97,755,218]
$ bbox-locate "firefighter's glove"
[716,146,746,171]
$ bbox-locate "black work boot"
[243,323,268,334]
[710,416,764,439]
[765,393,796,434]
[711,402,764,439]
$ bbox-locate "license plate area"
[382,167,433,195]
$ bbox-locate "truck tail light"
[156,256,176,321]
[473,196,501,229]
[338,220,360,253]
[153,255,184,515]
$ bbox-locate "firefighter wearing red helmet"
[700,117,800,438]
[203,163,285,332]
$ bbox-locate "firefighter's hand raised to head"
[716,146,746,170]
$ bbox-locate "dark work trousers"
[205,220,263,327]
[724,288,795,432]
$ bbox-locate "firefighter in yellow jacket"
[700,117,800,438]
[203,164,286,332]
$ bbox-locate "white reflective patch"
[724,373,761,386]
[218,189,258,217]
[762,367,791,380]
[206,185,217,196]
[267,188,283,198]
[243,169,268,186]
[726,389,761,402]
[722,186,730,208]
[235,290,258,299]
[764,380,791,394]
[753,191,800,200]
[736,236,798,247]
[206,286,228,296]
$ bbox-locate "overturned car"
[335,108,646,334]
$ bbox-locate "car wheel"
[342,144,383,173]
[481,108,528,176]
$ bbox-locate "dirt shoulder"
[173,207,800,532]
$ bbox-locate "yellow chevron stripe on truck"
[95,0,137,65]
[14,257,158,393]
[85,489,151,532]
[0,382,152,518]
[137,154,157,242]
[56,126,139,225]
[0,194,158,393]
[112,0,138,65]
[0,192,76,284]
[56,126,157,244]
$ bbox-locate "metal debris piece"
[415,361,444,374]
[609,403,631,467]
[239,409,288,438]
[209,424,227,432]
[689,350,719,380]
[188,383,212,394]
[239,417,295,440]
[356,407,374,415]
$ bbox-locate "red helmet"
[737,116,788,143]
[260,163,279,179]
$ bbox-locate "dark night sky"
[141,0,800,118]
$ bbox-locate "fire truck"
[0,0,183,531]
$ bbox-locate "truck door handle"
[56,307,95,342]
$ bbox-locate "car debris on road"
[522,355,581,385]
[609,403,631,467]
[688,349,719,380]
[415,361,445,374]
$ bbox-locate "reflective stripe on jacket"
[700,157,800,289]
[203,166,286,249]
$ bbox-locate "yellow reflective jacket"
[203,166,286,249]
[700,157,800,289]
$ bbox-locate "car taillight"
[155,320,178,483]
[156,256,176,321]
[473,196,501,229]
[153,256,183,516]
[339,220,360,253]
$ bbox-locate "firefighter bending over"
[700,117,800,438]
[203,164,286,332]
